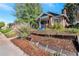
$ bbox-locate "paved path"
[0,32,28,56]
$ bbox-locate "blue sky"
[0,3,16,23]
[0,3,65,23]
[41,3,65,14]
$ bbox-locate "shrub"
[52,22,64,30]
[5,30,16,38]
[65,28,79,34]
[51,22,65,32]
[0,22,5,28]
[0,28,11,33]
[74,23,79,29]
[0,28,17,38]
[17,25,31,39]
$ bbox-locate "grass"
[5,30,17,38]
[64,28,79,34]
[45,22,79,35]
[0,28,16,38]
[0,28,11,33]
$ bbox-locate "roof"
[36,12,70,24]
[39,12,59,17]
[36,12,60,20]
[47,12,59,16]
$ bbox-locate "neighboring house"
[36,9,70,29]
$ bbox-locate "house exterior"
[36,9,70,29]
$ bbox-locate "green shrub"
[5,30,16,38]
[0,22,5,28]
[65,28,79,34]
[0,28,17,38]
[0,28,11,33]
[52,22,64,30]
[51,22,65,32]
[73,24,79,29]
[17,25,31,39]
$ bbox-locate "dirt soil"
[30,34,77,53]
[11,39,50,56]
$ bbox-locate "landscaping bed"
[31,29,77,36]
[11,39,50,56]
[31,28,79,36]
[30,34,77,55]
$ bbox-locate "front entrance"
[38,20,46,30]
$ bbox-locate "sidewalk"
[0,32,28,56]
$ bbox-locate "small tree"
[0,22,5,29]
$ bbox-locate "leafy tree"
[15,3,42,23]
[64,3,76,24]
[0,22,5,29]
[64,3,79,24]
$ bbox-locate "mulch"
[11,39,50,56]
[30,34,77,53]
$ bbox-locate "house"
[36,9,70,29]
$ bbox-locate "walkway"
[0,32,28,56]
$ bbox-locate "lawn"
[0,28,17,38]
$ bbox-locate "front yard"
[0,22,79,56]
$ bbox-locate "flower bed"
[11,39,50,56]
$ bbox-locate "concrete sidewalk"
[0,33,28,56]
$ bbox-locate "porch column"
[51,16,54,26]
[48,15,53,28]
[38,18,41,29]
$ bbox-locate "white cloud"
[0,4,15,12]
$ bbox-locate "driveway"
[0,32,28,56]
